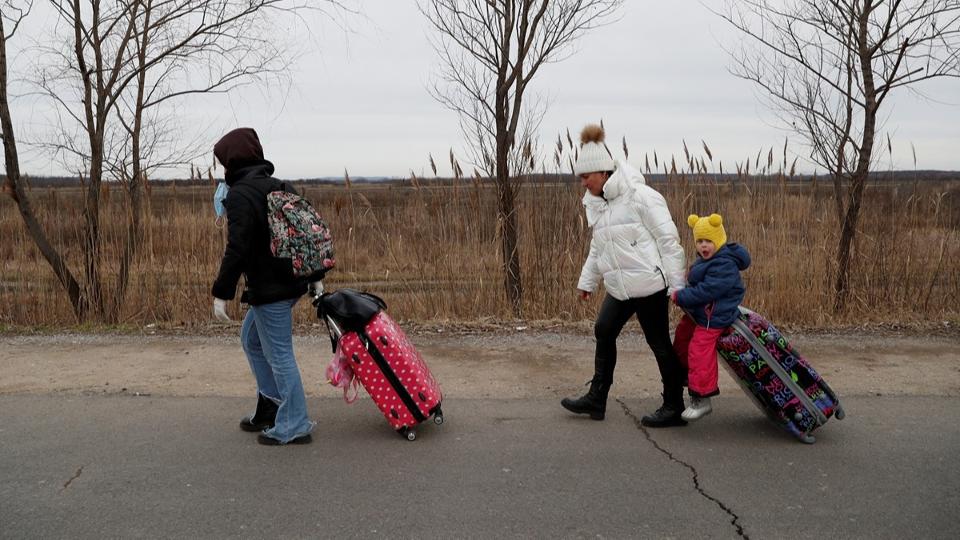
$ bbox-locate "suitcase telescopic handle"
[313,280,343,351]
[325,314,343,340]
[730,314,829,427]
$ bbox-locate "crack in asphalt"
[617,399,749,539]
[60,466,83,493]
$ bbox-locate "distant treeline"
[6,170,959,188]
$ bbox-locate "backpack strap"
[279,181,300,196]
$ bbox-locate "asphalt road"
[2,395,958,539]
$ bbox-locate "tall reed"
[1,164,957,328]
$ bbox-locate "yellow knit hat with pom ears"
[687,213,727,248]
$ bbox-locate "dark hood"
[717,243,751,271]
[224,161,275,186]
[214,128,265,171]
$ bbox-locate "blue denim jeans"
[241,297,314,443]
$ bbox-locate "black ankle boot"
[240,393,279,432]
[561,379,609,420]
[640,394,687,428]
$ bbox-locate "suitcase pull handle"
[378,336,389,347]
[351,353,361,364]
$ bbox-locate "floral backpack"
[266,187,335,277]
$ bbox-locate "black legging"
[593,289,685,405]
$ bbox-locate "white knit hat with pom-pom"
[573,124,615,175]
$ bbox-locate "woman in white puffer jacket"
[561,124,689,428]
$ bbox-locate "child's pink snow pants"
[673,315,725,398]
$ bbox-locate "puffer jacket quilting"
[577,161,686,300]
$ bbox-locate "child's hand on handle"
[213,297,230,321]
[578,289,591,301]
[310,280,324,298]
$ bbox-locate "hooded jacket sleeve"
[577,235,602,293]
[675,258,738,308]
[211,189,254,300]
[636,185,686,294]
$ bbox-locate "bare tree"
[109,0,298,317]
[2,1,90,317]
[8,0,351,321]
[717,0,960,311]
[419,0,622,318]
[34,0,295,320]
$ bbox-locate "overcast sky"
[7,0,960,179]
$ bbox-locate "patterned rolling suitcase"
[716,307,845,443]
[317,289,444,441]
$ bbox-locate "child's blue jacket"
[675,243,751,328]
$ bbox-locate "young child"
[671,213,751,421]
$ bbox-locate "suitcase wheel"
[834,406,845,420]
[433,414,444,425]
[797,433,816,444]
[398,426,416,441]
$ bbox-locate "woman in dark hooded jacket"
[211,127,319,446]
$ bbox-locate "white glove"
[309,281,324,298]
[213,298,230,321]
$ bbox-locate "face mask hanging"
[214,182,228,216]
[213,181,229,227]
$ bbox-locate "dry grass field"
[1,172,958,328]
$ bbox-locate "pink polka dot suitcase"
[334,311,444,441]
[316,288,444,440]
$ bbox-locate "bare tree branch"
[716,0,960,311]
[419,0,622,316]
[1,0,85,316]
[10,0,355,321]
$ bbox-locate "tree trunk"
[493,7,523,319]
[834,5,879,313]
[115,4,151,322]
[0,19,85,319]
[116,169,143,322]
[494,83,522,318]
[83,136,105,319]
[833,166,867,312]
[496,140,522,318]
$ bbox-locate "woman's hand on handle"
[578,289,591,301]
